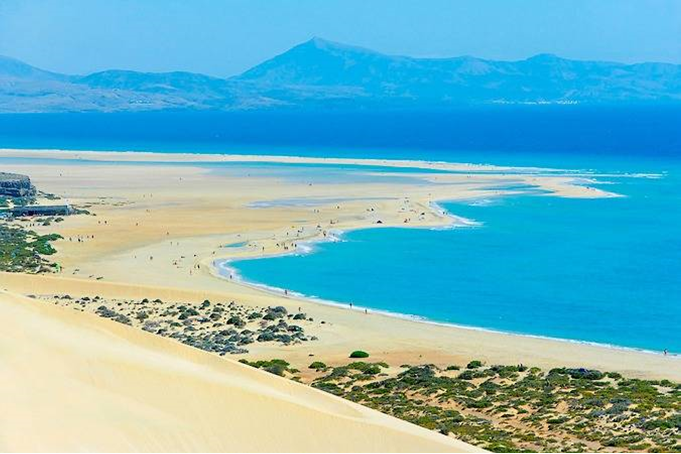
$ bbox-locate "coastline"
[0,148,678,383]
[0,147,560,172]
[212,234,675,360]
[207,196,671,357]
[2,147,663,179]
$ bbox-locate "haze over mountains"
[1,37,680,113]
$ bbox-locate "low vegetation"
[309,361,327,370]
[38,295,319,355]
[239,359,299,377]
[0,223,61,273]
[241,358,680,453]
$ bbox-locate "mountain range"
[1,37,680,113]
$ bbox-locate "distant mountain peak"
[527,53,562,61]
[294,37,380,55]
[305,36,332,47]
[0,54,23,64]
[1,39,680,113]
[0,54,69,81]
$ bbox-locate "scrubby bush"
[347,362,383,375]
[309,361,327,370]
[349,350,369,358]
[226,315,245,327]
[458,370,475,380]
[266,363,287,376]
[552,367,604,381]
[467,360,483,369]
[240,358,291,376]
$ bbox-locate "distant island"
[1,37,680,113]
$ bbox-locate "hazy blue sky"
[1,0,679,77]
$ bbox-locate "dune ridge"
[0,289,479,452]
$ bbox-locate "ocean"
[1,106,679,352]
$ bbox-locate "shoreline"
[0,147,648,202]
[0,147,594,174]
[201,190,673,357]
[0,148,678,382]
[0,147,666,181]
[212,233,677,359]
[4,270,679,381]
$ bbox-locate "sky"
[0,0,679,77]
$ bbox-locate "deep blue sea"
[1,107,679,352]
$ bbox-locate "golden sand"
[0,289,482,452]
[0,149,678,451]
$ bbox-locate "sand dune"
[0,150,675,452]
[0,290,478,452]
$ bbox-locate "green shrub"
[467,360,483,369]
[239,358,294,377]
[349,350,369,358]
[265,363,287,376]
[458,370,475,380]
[309,361,327,370]
[347,362,382,375]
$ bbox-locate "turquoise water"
[230,169,681,353]
[2,108,680,352]
[222,241,248,248]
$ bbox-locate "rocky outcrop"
[0,172,37,202]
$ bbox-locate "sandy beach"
[1,148,679,451]
[0,149,678,376]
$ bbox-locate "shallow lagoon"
[231,171,681,353]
